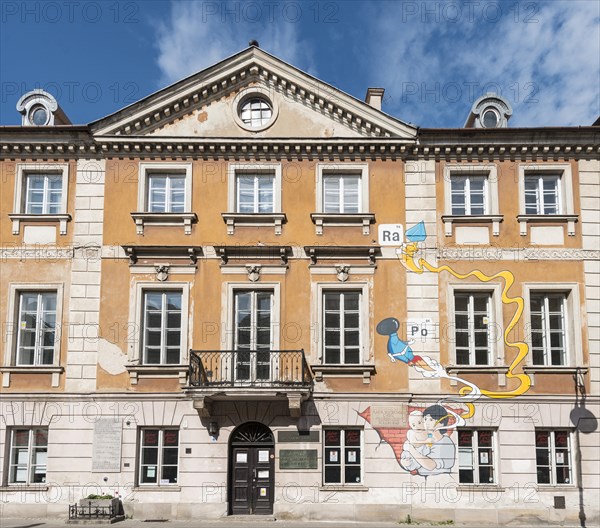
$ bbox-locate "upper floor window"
[458,429,496,484]
[323,291,361,365]
[450,175,488,215]
[7,428,48,485]
[323,174,360,213]
[236,173,275,213]
[524,174,561,215]
[16,291,57,366]
[530,293,568,366]
[454,292,492,366]
[535,430,573,485]
[234,290,274,381]
[142,290,182,365]
[24,173,63,214]
[147,173,186,213]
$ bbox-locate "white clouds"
[154,1,316,86]
[365,1,600,127]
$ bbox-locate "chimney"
[365,88,385,111]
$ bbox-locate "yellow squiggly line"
[400,243,531,400]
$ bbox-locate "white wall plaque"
[378,224,404,246]
[91,418,122,472]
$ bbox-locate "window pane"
[324,466,341,484]
[345,465,361,483]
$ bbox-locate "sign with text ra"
[378,224,404,246]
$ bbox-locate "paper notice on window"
[329,451,338,463]
[147,467,156,478]
[348,450,357,463]
[236,452,247,463]
[479,451,489,465]
[258,470,269,478]
[260,487,267,497]
[159,479,170,485]
[556,452,565,464]
[258,450,269,462]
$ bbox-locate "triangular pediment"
[90,47,417,140]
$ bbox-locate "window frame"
[524,173,562,215]
[127,282,190,384]
[223,282,281,351]
[227,164,282,214]
[449,174,489,216]
[141,290,184,366]
[314,282,370,366]
[442,164,501,237]
[137,428,180,487]
[321,290,362,365]
[457,428,497,485]
[322,427,364,487]
[535,429,574,486]
[4,284,64,375]
[316,164,369,214]
[14,164,69,216]
[232,87,279,132]
[517,163,577,236]
[6,427,49,487]
[447,284,504,368]
[137,162,192,213]
[523,284,582,369]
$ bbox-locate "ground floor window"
[535,429,573,485]
[139,429,179,485]
[7,428,48,485]
[458,429,495,484]
[323,428,362,485]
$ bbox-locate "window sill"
[0,485,49,492]
[456,485,505,492]
[311,364,375,384]
[1,365,63,388]
[221,213,287,235]
[126,364,188,386]
[319,485,369,492]
[535,485,576,490]
[132,486,181,492]
[130,212,198,235]
[523,366,587,385]
[445,366,508,387]
[517,214,578,236]
[441,214,503,237]
[310,213,375,236]
[8,213,71,235]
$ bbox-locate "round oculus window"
[30,105,49,126]
[239,97,273,128]
[482,109,499,128]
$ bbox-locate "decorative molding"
[309,265,376,276]
[441,214,504,237]
[246,264,261,282]
[1,366,64,388]
[123,245,202,265]
[215,245,291,265]
[436,246,599,262]
[8,214,71,236]
[126,364,189,386]
[154,264,169,282]
[220,265,287,276]
[1,245,74,261]
[335,265,350,282]
[221,213,286,235]
[130,212,197,235]
[310,213,375,236]
[305,245,380,266]
[516,214,579,236]
[311,364,376,384]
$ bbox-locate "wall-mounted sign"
[405,318,437,342]
[277,430,319,443]
[279,449,318,469]
[91,418,122,473]
[378,224,404,246]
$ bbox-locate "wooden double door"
[229,423,275,515]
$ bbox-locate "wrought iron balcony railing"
[189,349,312,388]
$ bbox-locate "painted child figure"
[376,317,433,370]
[400,410,430,473]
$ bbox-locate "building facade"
[1,47,599,525]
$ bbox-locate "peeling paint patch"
[323,128,333,138]
[98,338,127,375]
[197,111,208,123]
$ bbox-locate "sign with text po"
[378,224,404,246]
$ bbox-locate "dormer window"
[30,105,49,126]
[482,109,499,128]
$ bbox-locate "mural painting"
[361,222,533,478]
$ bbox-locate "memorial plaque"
[278,430,319,443]
[92,418,122,472]
[279,449,318,469]
[371,405,407,428]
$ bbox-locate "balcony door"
[234,290,273,383]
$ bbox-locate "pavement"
[0,519,587,528]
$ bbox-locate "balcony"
[188,350,313,418]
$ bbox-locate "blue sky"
[1,0,599,128]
